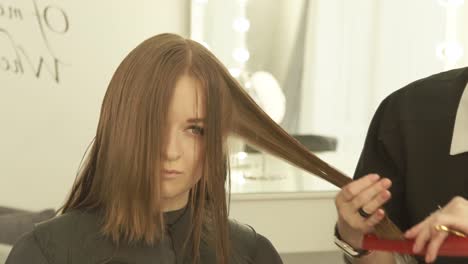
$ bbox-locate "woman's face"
[161,74,205,211]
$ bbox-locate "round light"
[232,48,250,63]
[232,17,250,33]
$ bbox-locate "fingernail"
[371,174,380,181]
[381,179,392,187]
[381,190,390,198]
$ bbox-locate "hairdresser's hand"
[335,174,392,249]
[404,196,468,263]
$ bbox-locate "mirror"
[191,0,468,193]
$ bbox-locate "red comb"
[362,234,468,257]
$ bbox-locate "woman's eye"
[187,125,204,136]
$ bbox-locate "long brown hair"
[61,33,234,263]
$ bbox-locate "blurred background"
[1,0,468,263]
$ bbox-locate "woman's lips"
[163,169,182,179]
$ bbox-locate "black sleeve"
[5,232,49,264]
[252,234,283,264]
[353,93,410,231]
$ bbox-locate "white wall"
[0,0,189,211]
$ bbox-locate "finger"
[405,220,429,239]
[406,209,447,239]
[425,231,448,263]
[351,178,392,211]
[361,190,391,216]
[413,225,431,253]
[340,174,381,201]
[363,208,385,229]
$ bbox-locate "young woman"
[6,33,283,264]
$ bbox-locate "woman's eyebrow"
[186,118,205,123]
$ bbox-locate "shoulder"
[34,209,87,234]
[6,210,83,264]
[383,67,467,120]
[228,219,282,263]
[6,231,48,264]
[372,67,468,134]
[33,209,97,248]
[228,219,256,255]
[397,66,467,99]
[8,210,108,264]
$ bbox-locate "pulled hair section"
[227,74,404,240]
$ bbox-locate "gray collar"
[450,83,468,155]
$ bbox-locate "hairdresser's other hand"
[404,196,468,263]
[335,174,392,249]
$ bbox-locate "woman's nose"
[164,132,182,161]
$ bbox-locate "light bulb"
[232,17,250,33]
[232,48,250,63]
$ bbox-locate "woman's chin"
[161,183,190,206]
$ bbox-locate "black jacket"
[6,207,283,264]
